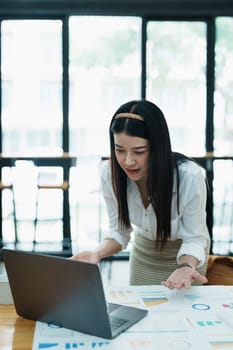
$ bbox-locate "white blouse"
[101,160,210,267]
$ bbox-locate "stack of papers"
[32,285,233,350]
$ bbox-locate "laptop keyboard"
[109,315,129,331]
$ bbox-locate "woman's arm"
[95,238,122,260]
[161,254,208,289]
[162,163,209,289]
[70,238,122,264]
[176,163,210,267]
[178,254,199,269]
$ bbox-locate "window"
[215,17,233,156]
[69,16,141,156]
[211,17,233,255]
[69,16,141,246]
[0,13,232,256]
[1,20,63,154]
[1,20,65,247]
[147,21,206,155]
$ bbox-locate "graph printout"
[32,286,233,350]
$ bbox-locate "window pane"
[215,17,233,155]
[147,21,206,156]
[1,20,63,155]
[69,16,141,248]
[69,16,141,156]
[212,160,233,255]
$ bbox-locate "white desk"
[31,285,233,350]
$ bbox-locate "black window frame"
[0,4,232,256]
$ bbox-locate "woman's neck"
[136,181,150,208]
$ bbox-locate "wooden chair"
[0,181,17,241]
[34,170,70,243]
[206,255,233,285]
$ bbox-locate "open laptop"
[2,248,148,339]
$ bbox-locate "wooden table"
[1,286,233,349]
[0,304,35,350]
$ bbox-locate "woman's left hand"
[161,266,208,289]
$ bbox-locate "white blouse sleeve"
[176,163,210,267]
[100,161,132,249]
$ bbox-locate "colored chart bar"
[210,341,233,349]
[142,297,168,307]
[197,320,222,327]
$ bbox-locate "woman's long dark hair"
[109,99,190,250]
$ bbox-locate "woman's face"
[113,132,149,184]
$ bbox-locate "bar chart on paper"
[139,294,168,307]
[209,340,233,349]
[197,320,222,327]
[38,342,111,349]
[108,288,169,308]
[32,286,233,350]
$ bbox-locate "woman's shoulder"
[179,159,202,173]
[174,153,203,175]
[178,159,205,184]
[101,158,111,180]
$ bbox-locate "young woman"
[71,100,210,289]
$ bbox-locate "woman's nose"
[125,154,135,166]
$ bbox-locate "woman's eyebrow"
[115,144,148,150]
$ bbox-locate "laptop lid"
[2,248,148,339]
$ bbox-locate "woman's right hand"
[69,251,100,264]
[70,239,121,265]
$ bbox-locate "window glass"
[69,16,141,156]
[1,20,63,155]
[147,21,207,156]
[215,17,233,155]
[212,160,233,255]
[69,16,141,247]
[1,20,63,245]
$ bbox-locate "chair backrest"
[206,255,233,285]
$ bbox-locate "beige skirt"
[129,234,209,285]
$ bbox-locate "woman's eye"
[135,151,144,155]
[115,149,125,154]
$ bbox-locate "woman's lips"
[125,168,140,174]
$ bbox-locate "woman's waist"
[134,227,179,242]
[134,230,182,248]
